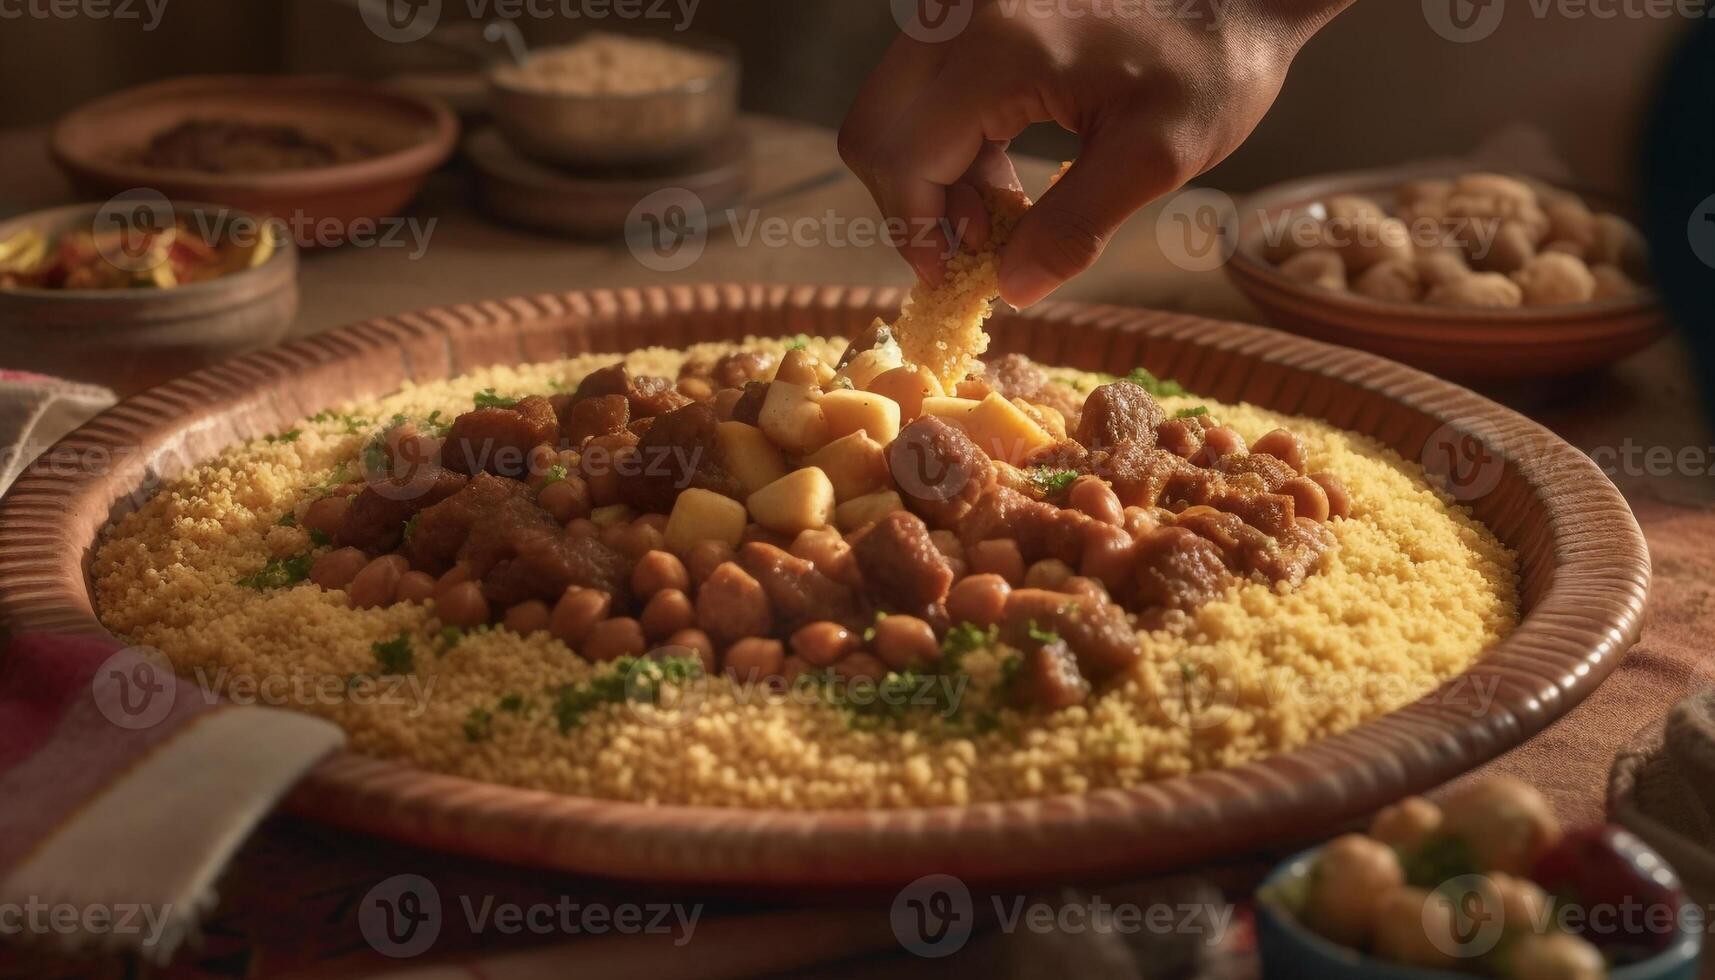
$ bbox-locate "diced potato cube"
[747,466,837,535]
[759,380,830,455]
[774,348,827,386]
[800,432,889,501]
[715,421,789,495]
[920,396,981,429]
[590,504,634,527]
[867,365,943,421]
[962,393,1056,465]
[821,388,901,444]
[834,489,905,532]
[664,488,747,553]
[835,346,903,390]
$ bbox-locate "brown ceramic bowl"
[0,201,297,396]
[51,75,458,249]
[0,285,1649,888]
[1225,163,1669,382]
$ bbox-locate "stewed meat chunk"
[564,394,630,445]
[1011,637,1090,710]
[481,527,631,608]
[628,403,740,513]
[444,396,559,478]
[850,511,954,610]
[737,542,866,632]
[888,415,994,529]
[1133,526,1232,611]
[334,469,467,553]
[1077,381,1167,450]
[960,485,1089,566]
[403,472,537,573]
[1002,588,1141,681]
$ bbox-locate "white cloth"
[0,370,116,495]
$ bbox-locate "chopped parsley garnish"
[1400,833,1480,889]
[1174,406,1210,419]
[402,514,421,542]
[498,694,527,715]
[371,634,415,675]
[832,376,855,390]
[308,528,331,547]
[474,388,517,409]
[1124,367,1188,398]
[784,334,811,350]
[1025,621,1061,646]
[463,707,493,743]
[862,610,888,644]
[942,622,1000,661]
[266,429,302,444]
[435,626,467,655]
[421,410,451,437]
[237,554,314,590]
[551,655,704,733]
[277,512,298,528]
[1027,467,1079,497]
[538,464,568,487]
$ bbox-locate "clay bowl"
[0,285,1650,888]
[0,201,298,396]
[51,75,457,249]
[1224,163,1668,382]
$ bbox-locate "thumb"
[999,128,1185,307]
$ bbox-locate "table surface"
[3,115,1713,979]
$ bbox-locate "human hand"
[839,0,1353,306]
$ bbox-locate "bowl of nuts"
[1224,165,1668,382]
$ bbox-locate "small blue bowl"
[1256,846,1703,980]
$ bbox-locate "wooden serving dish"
[1224,163,1669,382]
[0,285,1650,887]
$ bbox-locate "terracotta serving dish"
[0,285,1650,888]
[1225,163,1669,382]
[51,75,458,249]
[0,201,298,396]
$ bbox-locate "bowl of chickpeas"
[1256,778,1702,979]
[1225,165,1668,382]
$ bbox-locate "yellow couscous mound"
[91,338,1519,809]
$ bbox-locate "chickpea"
[1590,263,1638,302]
[684,539,735,587]
[632,550,691,598]
[309,547,369,590]
[946,574,1011,627]
[537,477,593,524]
[1122,506,1161,539]
[1428,272,1525,309]
[780,655,811,689]
[303,495,350,539]
[1023,558,1075,591]
[789,529,860,587]
[503,600,551,636]
[966,539,1026,586]
[1512,252,1596,307]
[1590,212,1647,273]
[1279,477,1331,523]
[1487,873,1549,935]
[1416,249,1472,289]
[1079,523,1136,592]
[550,587,611,647]
[1067,476,1124,526]
[873,615,940,670]
[1471,220,1538,275]
[928,530,963,560]
[1191,427,1246,468]
[1502,931,1604,980]
[641,589,696,640]
[584,617,647,662]
[349,555,409,609]
[677,376,714,401]
[724,637,786,685]
[1250,429,1308,475]
[1279,248,1347,292]
[1302,834,1405,947]
[665,629,717,672]
[791,621,859,668]
[1354,258,1423,304]
[1309,473,1351,520]
[395,570,437,604]
[1438,777,1561,875]
[565,517,600,539]
[1371,887,1460,970]
[1369,796,1442,853]
[711,387,744,421]
[833,651,888,681]
[1343,217,1415,273]
[1061,576,1109,604]
[695,562,773,644]
[620,520,668,559]
[435,581,491,629]
[526,443,560,480]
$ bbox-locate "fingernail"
[998,263,1058,308]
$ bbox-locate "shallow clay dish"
[1225,163,1668,382]
[0,201,298,396]
[0,285,1649,888]
[51,75,457,249]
